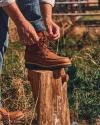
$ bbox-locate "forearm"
[41,3,52,22]
[41,2,60,40]
[3,2,26,26]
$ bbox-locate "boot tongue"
[38,32,48,47]
[37,32,49,57]
[38,44,49,58]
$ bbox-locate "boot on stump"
[25,32,71,70]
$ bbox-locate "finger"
[29,38,35,45]
[47,25,53,36]
[50,28,60,40]
[30,31,39,42]
[48,33,60,41]
[21,33,34,45]
[52,33,60,40]
[51,32,60,39]
[53,36,60,41]
[26,33,34,45]
[53,26,60,37]
[51,34,59,38]
[53,36,60,40]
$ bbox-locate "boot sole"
[25,63,71,70]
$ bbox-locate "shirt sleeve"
[40,0,55,7]
[0,0,15,7]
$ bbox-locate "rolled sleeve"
[40,0,55,7]
[0,0,15,7]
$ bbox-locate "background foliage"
[51,33,100,124]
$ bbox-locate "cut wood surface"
[28,68,71,125]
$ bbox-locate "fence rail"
[55,1,98,5]
[53,13,100,16]
[54,1,100,16]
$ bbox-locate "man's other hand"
[45,19,60,41]
[17,20,39,45]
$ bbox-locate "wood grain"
[28,68,71,125]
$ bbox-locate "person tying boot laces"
[0,0,71,124]
[17,0,71,70]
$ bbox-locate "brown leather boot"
[0,108,24,121]
[25,32,71,70]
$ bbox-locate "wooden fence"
[54,0,100,16]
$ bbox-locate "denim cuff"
[30,20,46,32]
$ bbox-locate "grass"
[1,42,36,124]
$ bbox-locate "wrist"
[14,16,26,27]
[41,3,53,23]
[44,18,52,24]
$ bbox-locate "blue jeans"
[0,0,45,107]
[17,0,45,31]
[0,9,9,107]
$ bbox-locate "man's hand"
[45,19,60,40]
[41,3,60,41]
[16,20,39,45]
[3,3,39,45]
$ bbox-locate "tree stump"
[28,68,70,125]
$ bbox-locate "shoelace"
[37,32,56,57]
[37,32,49,57]
[37,32,48,48]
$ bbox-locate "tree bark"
[28,68,71,125]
